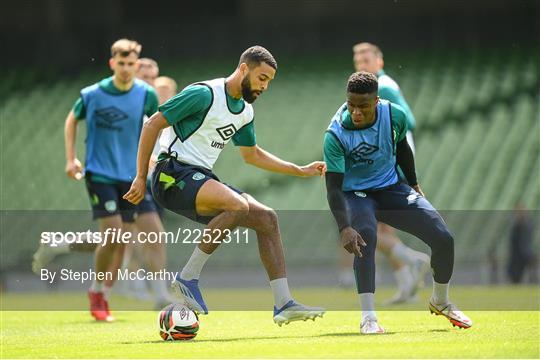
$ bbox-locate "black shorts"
[143,181,164,218]
[151,155,243,224]
[85,172,158,223]
[344,182,444,234]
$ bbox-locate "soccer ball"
[158,303,199,341]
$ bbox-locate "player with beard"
[123,46,327,325]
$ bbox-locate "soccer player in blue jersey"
[324,72,472,334]
[64,39,159,321]
[124,46,326,325]
[344,42,430,304]
[33,57,175,310]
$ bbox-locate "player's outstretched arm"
[123,112,169,204]
[238,145,326,177]
[325,173,366,257]
[64,110,83,180]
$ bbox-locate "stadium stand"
[1,49,538,269]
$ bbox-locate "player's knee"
[262,206,278,225]
[258,208,279,233]
[433,229,454,252]
[357,225,377,244]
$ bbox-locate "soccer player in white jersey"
[124,46,326,325]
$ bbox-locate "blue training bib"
[81,79,147,182]
[327,100,398,191]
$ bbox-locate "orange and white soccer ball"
[158,303,199,341]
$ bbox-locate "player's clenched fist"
[299,161,327,177]
[65,159,83,180]
[340,226,367,257]
[123,177,147,204]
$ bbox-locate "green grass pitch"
[1,287,539,359]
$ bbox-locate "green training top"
[377,70,416,131]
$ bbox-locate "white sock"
[152,279,171,301]
[180,247,211,280]
[431,281,449,305]
[359,293,377,321]
[269,278,293,308]
[391,242,418,267]
[394,266,413,293]
[90,280,103,293]
[102,285,112,300]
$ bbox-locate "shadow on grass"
[122,331,402,344]
[122,334,312,344]
[319,331,397,336]
[428,329,451,333]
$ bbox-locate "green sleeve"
[144,87,159,117]
[380,86,417,131]
[232,120,256,146]
[158,84,212,126]
[72,97,86,120]
[323,131,345,173]
[390,103,409,143]
[378,86,401,105]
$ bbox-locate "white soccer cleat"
[273,300,325,326]
[32,243,64,274]
[429,301,472,329]
[360,318,386,334]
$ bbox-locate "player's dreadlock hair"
[238,46,277,70]
[347,71,378,95]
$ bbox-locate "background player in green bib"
[336,42,430,304]
[324,72,472,334]
[124,46,327,325]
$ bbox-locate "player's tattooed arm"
[123,112,169,204]
[238,145,326,177]
[325,172,366,257]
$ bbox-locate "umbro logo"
[95,107,128,123]
[352,142,379,156]
[216,124,237,141]
[350,142,379,165]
